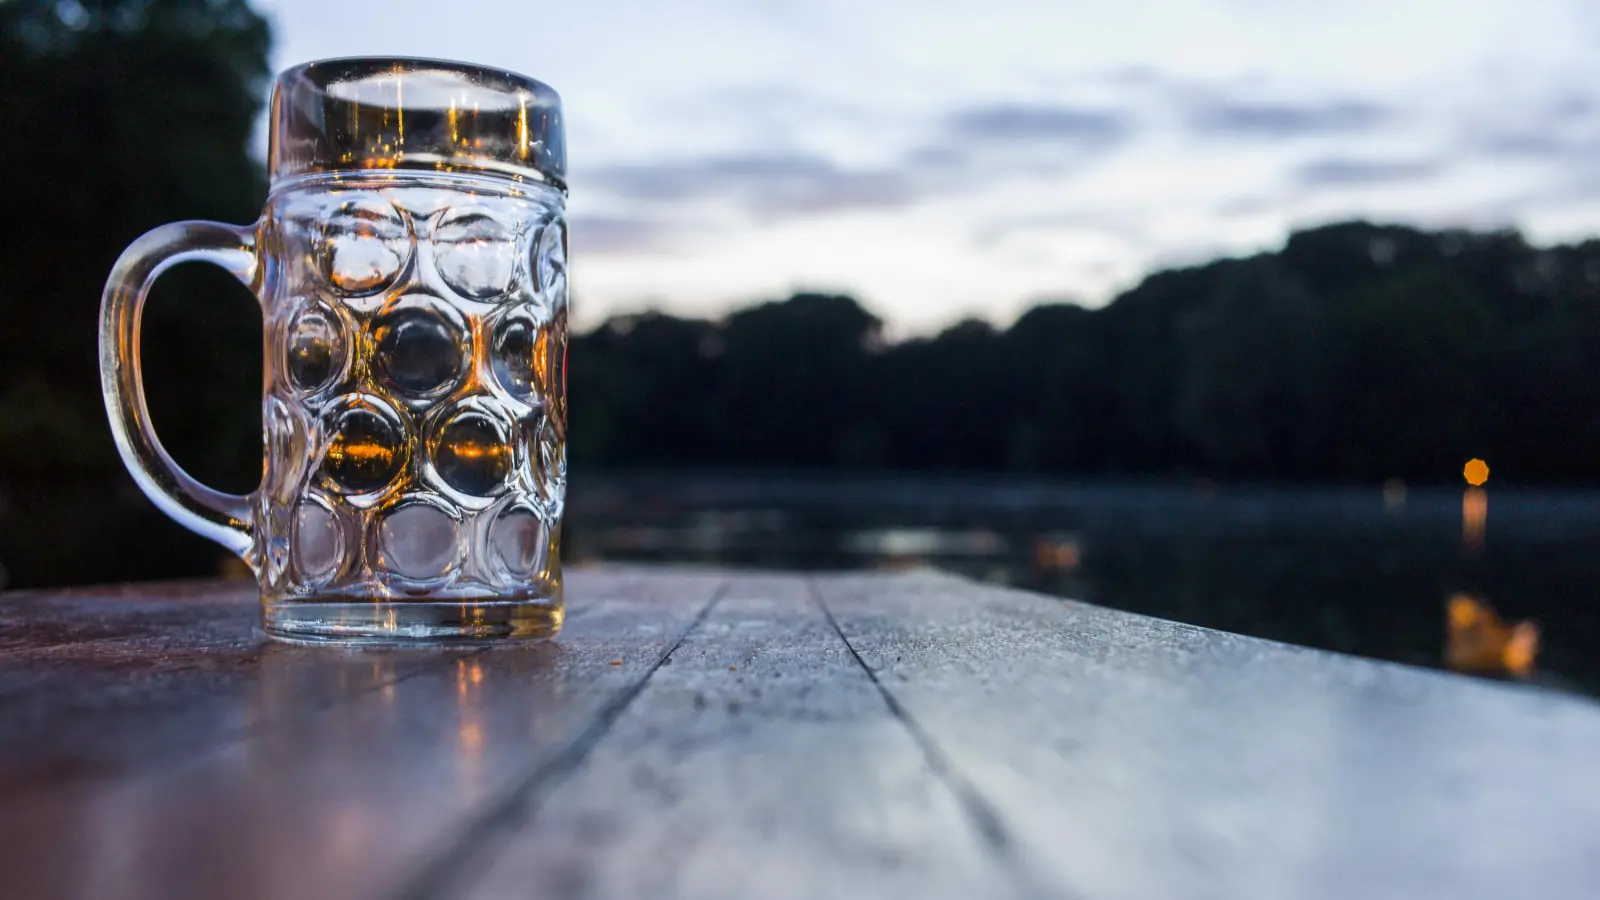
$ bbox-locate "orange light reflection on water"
[1447,593,1539,678]
[1462,487,1486,552]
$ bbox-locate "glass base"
[261,596,563,645]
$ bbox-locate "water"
[564,474,1600,697]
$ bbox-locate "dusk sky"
[255,0,1600,334]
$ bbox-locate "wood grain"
[0,570,723,899]
[816,570,1600,900]
[452,574,1023,900]
[0,568,1596,900]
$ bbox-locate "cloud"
[894,102,1134,186]
[1476,132,1569,158]
[1212,194,1283,218]
[1187,99,1387,138]
[970,210,1149,248]
[587,102,1133,220]
[692,83,881,126]
[943,103,1128,143]
[1295,156,1443,187]
[587,88,1141,224]
[568,214,679,255]
[1095,64,1168,87]
[588,153,916,218]
[1550,94,1597,121]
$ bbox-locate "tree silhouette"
[0,0,271,586]
[569,220,1600,487]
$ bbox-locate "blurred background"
[3,0,1599,692]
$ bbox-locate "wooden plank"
[4,567,1596,899]
[0,573,486,784]
[815,570,1600,900]
[0,579,481,786]
[0,571,724,900]
[0,578,260,653]
[445,574,1024,900]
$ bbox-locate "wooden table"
[1,568,1596,899]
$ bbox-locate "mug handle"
[98,220,260,560]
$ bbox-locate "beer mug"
[99,57,568,642]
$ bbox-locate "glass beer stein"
[99,57,568,642]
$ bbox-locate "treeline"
[0,0,273,587]
[573,221,1600,484]
[0,0,270,490]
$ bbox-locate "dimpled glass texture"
[99,58,567,642]
[260,177,568,627]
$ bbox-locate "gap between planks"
[807,576,1058,900]
[391,580,732,900]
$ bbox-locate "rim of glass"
[277,55,561,105]
[269,55,566,190]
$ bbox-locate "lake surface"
[566,475,1600,697]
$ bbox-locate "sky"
[253,0,1600,335]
